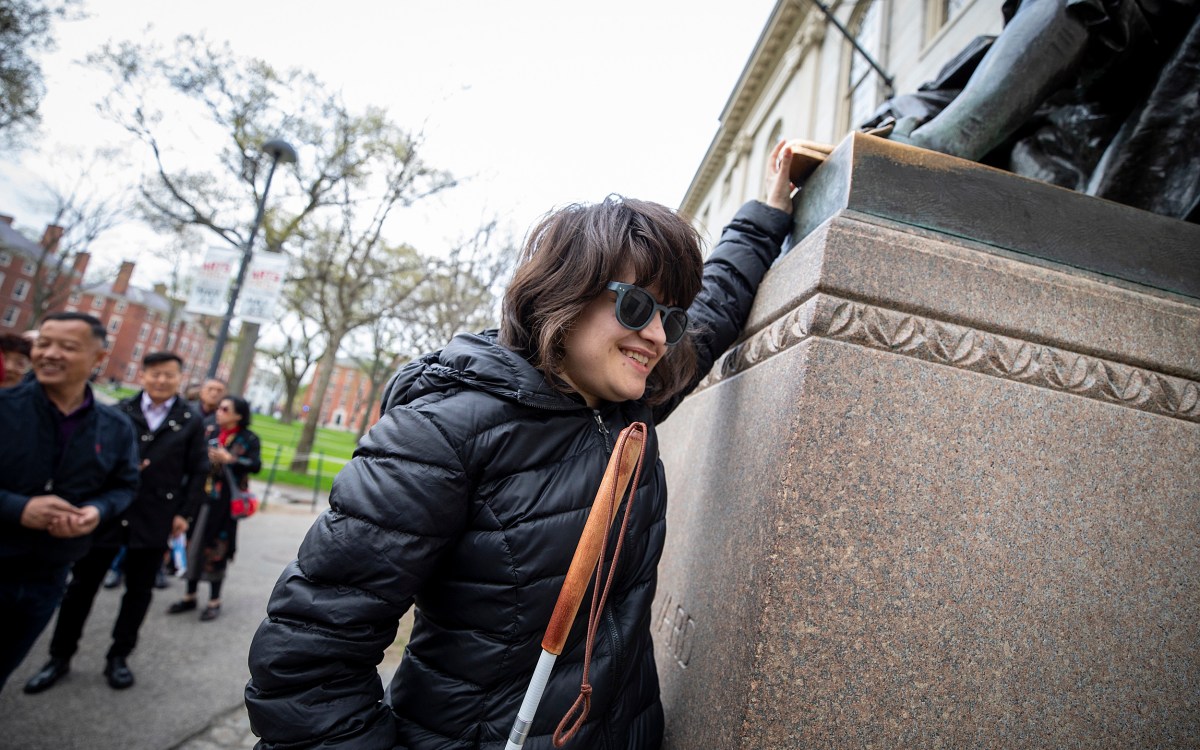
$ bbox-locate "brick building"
[65,261,217,386]
[1,214,218,385]
[299,359,387,433]
[0,215,79,331]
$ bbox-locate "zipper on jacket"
[592,409,613,452]
[601,607,624,750]
[604,607,625,685]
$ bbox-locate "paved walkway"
[0,481,406,750]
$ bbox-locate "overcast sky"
[0,0,778,286]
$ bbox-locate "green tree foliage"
[0,0,74,150]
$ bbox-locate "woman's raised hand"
[763,139,796,212]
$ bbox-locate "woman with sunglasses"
[246,141,799,749]
[168,395,261,622]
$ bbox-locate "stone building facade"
[683,0,1002,238]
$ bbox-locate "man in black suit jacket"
[25,351,209,692]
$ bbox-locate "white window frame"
[926,0,971,41]
[844,0,885,133]
[108,317,122,334]
[11,279,29,301]
[1,306,19,327]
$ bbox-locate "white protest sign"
[234,252,290,325]
[185,246,240,316]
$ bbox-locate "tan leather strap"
[545,422,648,747]
[541,422,647,655]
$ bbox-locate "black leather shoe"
[104,655,134,690]
[23,658,70,694]
[167,598,197,614]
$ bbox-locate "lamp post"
[207,138,297,385]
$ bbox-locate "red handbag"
[224,466,259,519]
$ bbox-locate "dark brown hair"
[0,333,31,357]
[500,195,704,405]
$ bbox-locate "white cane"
[505,422,647,750]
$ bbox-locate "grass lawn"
[253,414,357,492]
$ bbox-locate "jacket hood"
[380,330,581,413]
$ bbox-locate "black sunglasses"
[606,282,689,345]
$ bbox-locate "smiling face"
[141,359,182,404]
[31,319,107,394]
[558,274,670,408]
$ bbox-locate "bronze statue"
[867,0,1200,222]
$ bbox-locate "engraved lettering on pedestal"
[657,592,674,633]
[664,601,696,669]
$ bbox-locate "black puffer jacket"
[246,201,792,749]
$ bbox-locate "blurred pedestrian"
[184,381,202,401]
[192,378,227,433]
[0,312,139,693]
[0,333,32,388]
[168,395,260,621]
[24,351,209,693]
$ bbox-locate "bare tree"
[261,314,322,425]
[286,225,433,473]
[87,35,456,389]
[147,225,208,339]
[24,161,126,327]
[398,220,516,354]
[348,316,408,441]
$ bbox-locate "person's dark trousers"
[0,563,70,693]
[50,546,163,661]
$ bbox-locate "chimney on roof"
[153,282,167,297]
[0,215,13,226]
[40,225,64,254]
[73,252,90,278]
[113,261,135,295]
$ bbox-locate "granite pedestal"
[654,133,1200,748]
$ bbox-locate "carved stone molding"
[698,294,1200,423]
[798,11,827,49]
